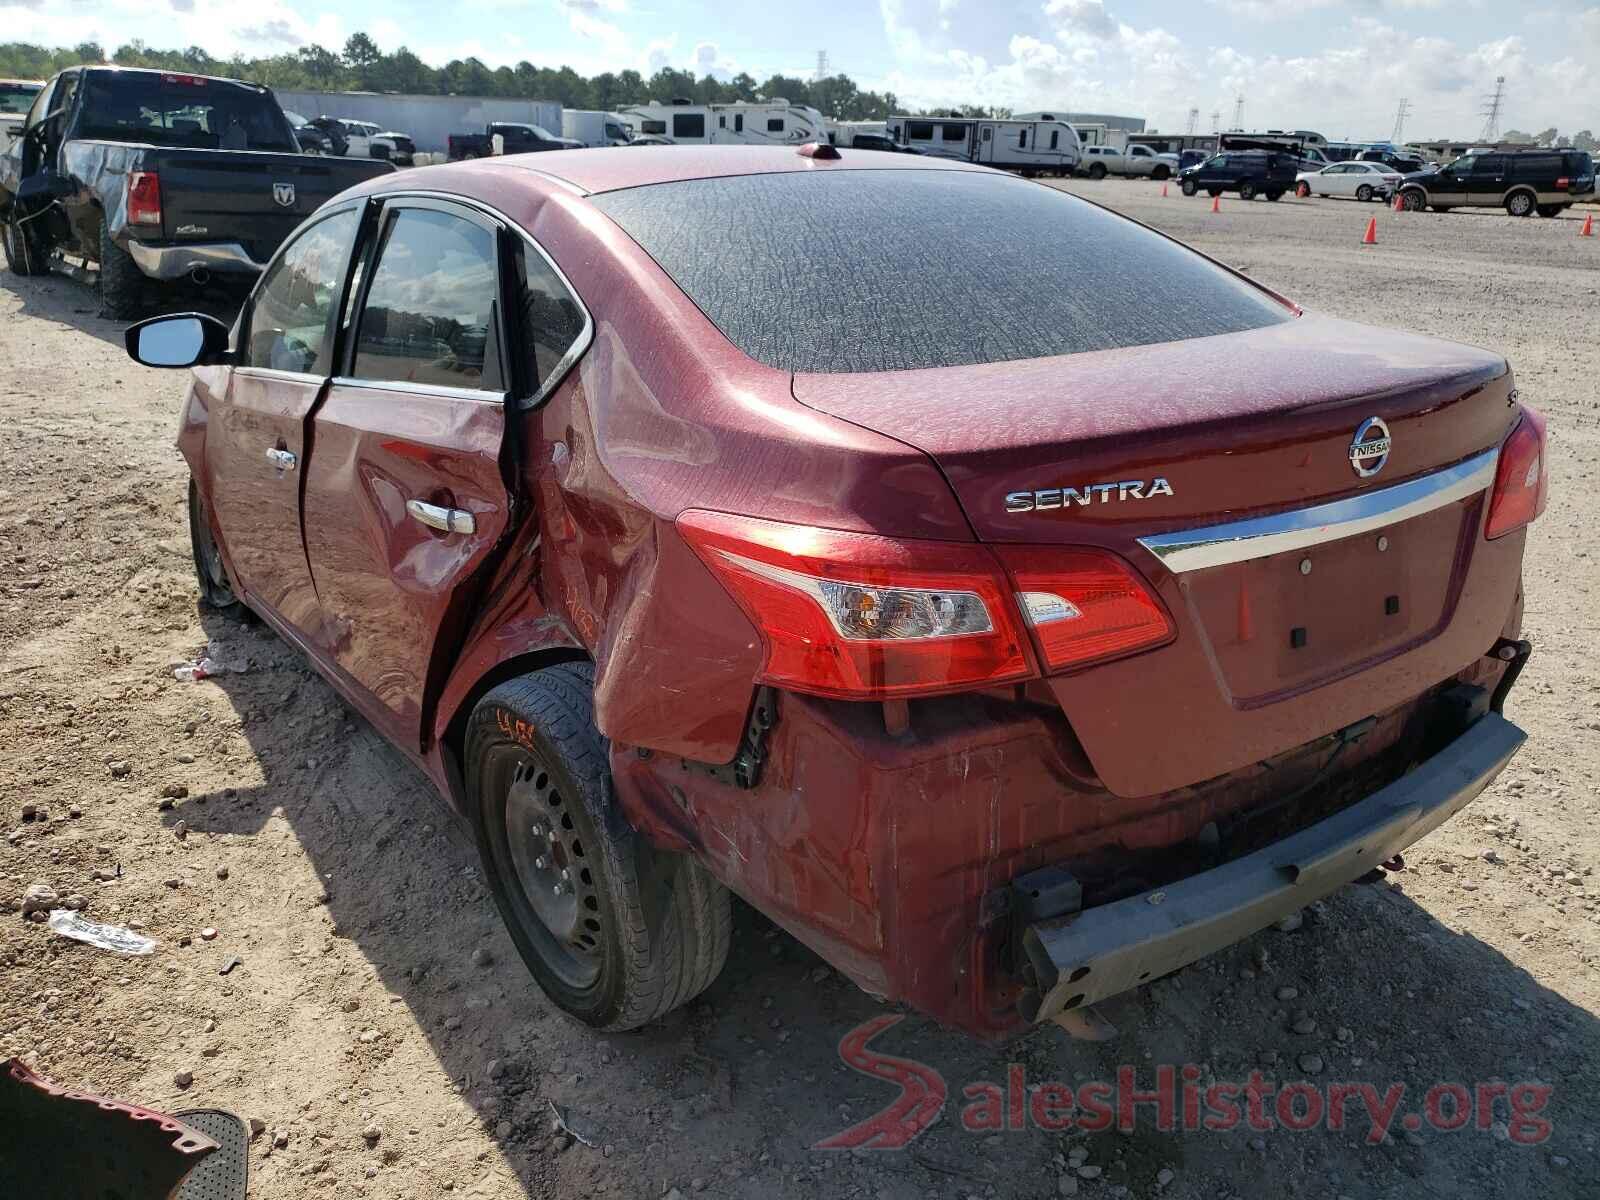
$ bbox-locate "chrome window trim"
[339,188,594,412]
[232,366,326,385]
[330,376,508,405]
[1137,448,1500,574]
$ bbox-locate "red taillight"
[1485,408,1549,539]
[676,510,1035,699]
[127,171,162,227]
[1555,176,1570,190]
[161,73,207,86]
[995,546,1175,672]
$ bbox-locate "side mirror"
[124,313,232,369]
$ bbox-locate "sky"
[4,0,1600,138]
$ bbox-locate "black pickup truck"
[446,121,580,160]
[0,65,394,317]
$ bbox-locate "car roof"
[410,145,995,197]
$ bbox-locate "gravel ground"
[3,180,1598,1200]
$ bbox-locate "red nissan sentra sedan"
[125,145,1545,1039]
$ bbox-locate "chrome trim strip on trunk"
[1137,448,1500,573]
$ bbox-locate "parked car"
[0,78,43,157]
[1179,149,1298,200]
[1080,143,1179,180]
[621,134,675,146]
[1357,149,1429,174]
[282,109,331,155]
[843,132,920,153]
[0,66,394,316]
[1295,161,1402,201]
[1396,148,1596,216]
[448,122,580,160]
[308,117,415,165]
[123,147,1544,1039]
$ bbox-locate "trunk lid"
[793,315,1523,796]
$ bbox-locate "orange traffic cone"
[1393,192,1404,212]
[1362,217,1378,245]
[1582,213,1594,238]
[1161,182,1169,198]
[1211,194,1221,214]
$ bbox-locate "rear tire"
[1536,204,1561,218]
[467,665,731,1031]
[1152,165,1170,181]
[1265,190,1283,202]
[3,213,51,276]
[1181,179,1198,197]
[1505,191,1535,217]
[1239,182,1257,200]
[1356,184,1374,202]
[98,223,145,320]
[1088,162,1107,180]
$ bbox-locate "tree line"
[0,36,1014,121]
[1499,128,1598,152]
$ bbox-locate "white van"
[562,110,633,148]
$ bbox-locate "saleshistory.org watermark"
[815,1015,1555,1151]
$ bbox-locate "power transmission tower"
[1231,94,1245,130]
[1479,76,1505,142]
[1186,108,1199,136]
[1391,98,1410,144]
[814,50,830,82]
[1210,110,1222,133]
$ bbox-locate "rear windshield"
[590,170,1291,373]
[79,72,296,152]
[1,82,40,116]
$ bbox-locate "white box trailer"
[620,100,828,146]
[561,110,633,147]
[886,115,1081,174]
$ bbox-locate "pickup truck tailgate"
[151,151,387,262]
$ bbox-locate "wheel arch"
[1503,185,1537,209]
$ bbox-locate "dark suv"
[1179,150,1297,201]
[1397,148,1596,216]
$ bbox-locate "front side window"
[245,207,360,374]
[673,113,705,139]
[352,207,502,392]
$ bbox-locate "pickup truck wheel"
[1356,184,1374,202]
[1238,182,1257,201]
[1088,163,1107,180]
[97,224,145,320]
[467,665,731,1031]
[3,214,51,276]
[1152,165,1170,181]
[1180,179,1198,197]
[188,479,242,613]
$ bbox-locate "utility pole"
[1479,76,1505,143]
[1186,107,1199,136]
[1231,94,1245,131]
[1391,98,1410,144]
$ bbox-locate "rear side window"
[352,208,503,391]
[674,113,705,139]
[246,207,360,374]
[514,243,586,397]
[1511,153,1560,180]
[591,170,1292,373]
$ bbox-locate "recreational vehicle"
[886,115,1081,173]
[620,100,827,146]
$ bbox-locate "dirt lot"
[3,181,1598,1200]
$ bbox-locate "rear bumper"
[1020,711,1524,1023]
[127,240,265,280]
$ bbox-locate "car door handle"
[266,447,297,471]
[406,499,476,535]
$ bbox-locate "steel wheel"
[502,753,603,989]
